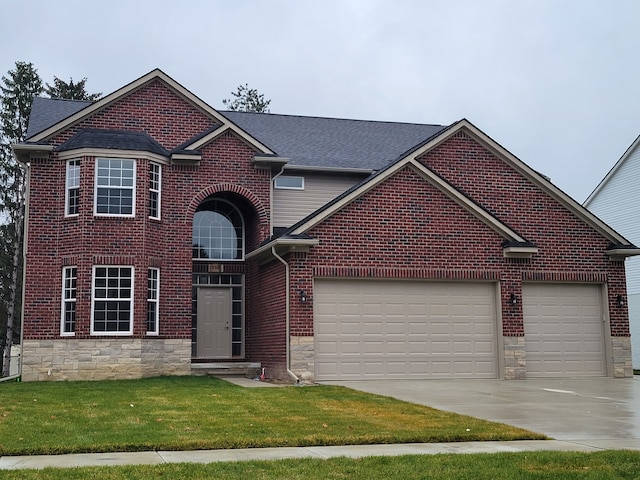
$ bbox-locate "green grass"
[1,451,640,479]
[0,376,544,455]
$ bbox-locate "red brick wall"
[245,260,287,377]
[23,81,271,342]
[288,135,628,339]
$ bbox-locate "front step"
[191,362,261,379]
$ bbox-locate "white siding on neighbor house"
[586,141,640,369]
[586,143,640,293]
[273,172,366,228]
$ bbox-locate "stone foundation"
[611,336,633,378]
[503,336,526,380]
[290,335,315,383]
[21,338,192,381]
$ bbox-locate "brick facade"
[18,72,633,381]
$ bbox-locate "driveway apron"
[322,377,640,442]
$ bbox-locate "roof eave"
[246,237,320,263]
[606,247,640,261]
[11,143,55,163]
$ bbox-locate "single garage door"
[314,279,498,380]
[523,283,607,377]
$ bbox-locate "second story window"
[149,162,161,219]
[95,158,135,217]
[274,175,304,190]
[65,160,80,216]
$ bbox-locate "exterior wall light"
[617,295,625,308]
[299,289,307,304]
[510,293,518,305]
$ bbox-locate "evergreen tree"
[45,76,101,101]
[222,83,271,113]
[0,61,43,377]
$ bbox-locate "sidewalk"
[2,439,639,470]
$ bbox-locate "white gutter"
[270,246,301,384]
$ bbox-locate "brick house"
[12,69,638,382]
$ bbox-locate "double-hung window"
[61,267,77,335]
[92,266,134,335]
[65,160,80,216]
[95,158,136,216]
[149,162,161,219]
[147,268,159,335]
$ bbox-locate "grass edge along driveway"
[0,376,546,455]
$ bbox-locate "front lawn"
[2,451,640,479]
[0,376,544,455]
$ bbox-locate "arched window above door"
[193,199,244,260]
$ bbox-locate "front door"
[197,287,232,358]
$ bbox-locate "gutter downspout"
[271,246,300,384]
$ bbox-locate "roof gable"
[26,69,275,155]
[275,119,636,254]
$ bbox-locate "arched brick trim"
[186,183,268,224]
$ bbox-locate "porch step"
[191,362,261,379]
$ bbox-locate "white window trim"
[147,267,160,336]
[60,266,77,336]
[149,162,161,220]
[65,159,80,217]
[93,158,136,217]
[90,265,135,336]
[274,175,304,190]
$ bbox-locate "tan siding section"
[273,172,366,228]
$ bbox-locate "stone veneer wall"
[503,336,526,380]
[612,337,633,378]
[290,336,315,383]
[20,339,191,381]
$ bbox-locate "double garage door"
[315,279,499,380]
[314,280,607,381]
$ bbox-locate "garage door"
[523,284,606,377]
[314,279,498,380]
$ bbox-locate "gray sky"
[4,0,640,202]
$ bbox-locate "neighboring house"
[11,69,638,382]
[585,135,640,370]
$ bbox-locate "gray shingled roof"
[26,97,92,139]
[26,97,447,171]
[58,129,168,156]
[222,111,446,171]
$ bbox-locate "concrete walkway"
[1,439,639,470]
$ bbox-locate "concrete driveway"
[323,377,640,448]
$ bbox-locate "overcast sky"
[4,0,640,202]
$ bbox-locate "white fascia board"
[246,237,320,261]
[57,148,169,164]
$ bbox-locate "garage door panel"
[523,284,606,377]
[314,280,498,380]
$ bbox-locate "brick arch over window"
[187,184,268,225]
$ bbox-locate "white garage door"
[523,283,607,377]
[314,279,498,380]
